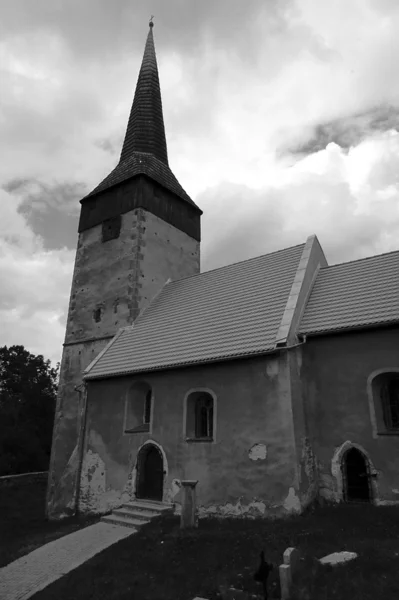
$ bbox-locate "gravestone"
[319,551,357,566]
[180,480,199,529]
[279,546,301,600]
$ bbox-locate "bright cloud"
[0,0,399,365]
[0,189,74,363]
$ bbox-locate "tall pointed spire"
[120,20,168,165]
[82,21,202,215]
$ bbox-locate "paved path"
[0,522,135,600]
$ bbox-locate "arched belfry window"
[369,371,399,435]
[125,381,152,434]
[185,390,215,442]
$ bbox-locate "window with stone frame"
[370,371,399,435]
[186,391,214,442]
[125,382,152,433]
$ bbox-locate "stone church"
[46,23,399,520]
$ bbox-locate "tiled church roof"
[299,249,399,335]
[84,243,305,379]
[82,23,200,211]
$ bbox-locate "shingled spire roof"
[83,21,200,211]
[120,21,168,165]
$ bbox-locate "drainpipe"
[74,381,88,515]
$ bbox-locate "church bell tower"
[46,21,202,518]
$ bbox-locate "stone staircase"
[101,499,174,530]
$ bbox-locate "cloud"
[1,0,399,364]
[201,137,399,271]
[3,179,83,250]
[282,105,399,157]
[0,0,292,61]
[0,189,74,364]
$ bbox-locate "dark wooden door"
[136,445,163,501]
[343,448,371,502]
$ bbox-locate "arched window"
[370,371,399,434]
[381,375,399,430]
[185,390,215,442]
[125,381,152,433]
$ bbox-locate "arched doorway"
[136,443,164,501]
[342,447,371,503]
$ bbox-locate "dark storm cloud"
[283,104,399,157]
[1,0,293,63]
[4,179,84,250]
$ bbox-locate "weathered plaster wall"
[301,326,399,504]
[64,207,199,344]
[47,203,200,519]
[138,209,200,313]
[46,339,110,518]
[288,348,318,509]
[81,354,303,518]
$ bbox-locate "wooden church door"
[342,447,371,503]
[136,444,164,501]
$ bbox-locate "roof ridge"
[321,247,399,270]
[167,242,306,286]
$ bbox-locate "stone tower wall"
[46,203,200,518]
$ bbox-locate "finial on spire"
[149,15,154,28]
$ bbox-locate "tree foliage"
[0,345,59,476]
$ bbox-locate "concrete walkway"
[0,522,135,600]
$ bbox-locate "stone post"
[284,547,300,575]
[279,564,291,600]
[280,546,300,600]
[180,480,198,529]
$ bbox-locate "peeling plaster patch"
[375,499,399,506]
[198,498,267,519]
[79,450,105,513]
[299,438,318,508]
[123,467,136,501]
[392,489,399,494]
[56,443,80,512]
[266,361,279,378]
[283,487,301,513]
[173,502,182,516]
[319,473,339,503]
[301,438,316,482]
[249,443,267,461]
[164,479,182,504]
[79,450,131,514]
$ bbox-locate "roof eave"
[80,172,203,214]
[299,319,399,339]
[83,347,278,381]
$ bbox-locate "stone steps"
[100,499,174,530]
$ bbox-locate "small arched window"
[381,376,399,430]
[185,390,215,442]
[370,371,399,434]
[125,381,152,434]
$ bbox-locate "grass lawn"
[0,478,99,568]
[28,502,399,600]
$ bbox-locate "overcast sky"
[1,0,399,365]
